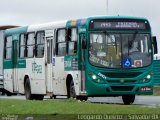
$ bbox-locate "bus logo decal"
[32,61,42,74]
[98,73,107,79]
[64,61,72,68]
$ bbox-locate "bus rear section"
[0,30,4,94]
[0,26,18,95]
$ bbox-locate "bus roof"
[86,15,148,20]
[5,26,28,36]
[4,16,150,36]
[28,20,67,32]
[66,15,149,27]
[0,25,18,30]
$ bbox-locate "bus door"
[12,40,18,92]
[80,33,86,93]
[45,37,53,93]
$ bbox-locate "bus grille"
[101,72,142,78]
[111,86,134,91]
[107,80,137,84]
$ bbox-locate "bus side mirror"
[153,36,158,54]
[82,39,86,49]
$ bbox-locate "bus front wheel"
[69,80,76,98]
[77,96,88,101]
[122,95,135,105]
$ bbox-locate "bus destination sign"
[91,21,147,30]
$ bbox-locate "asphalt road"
[1,95,160,107]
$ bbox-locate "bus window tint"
[4,36,12,59]
[68,28,77,55]
[26,33,35,58]
[56,29,67,56]
[36,32,45,58]
[20,34,26,58]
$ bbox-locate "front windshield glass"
[89,33,152,68]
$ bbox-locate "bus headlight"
[142,74,152,83]
[89,73,105,84]
[146,75,151,79]
[92,75,97,80]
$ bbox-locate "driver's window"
[129,41,139,53]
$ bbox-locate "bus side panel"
[27,58,46,94]
[30,80,46,94]
[4,69,13,92]
[17,68,26,94]
[52,57,67,95]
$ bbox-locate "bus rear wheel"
[25,79,33,100]
[34,94,44,100]
[25,79,44,100]
[5,91,12,96]
[122,95,135,105]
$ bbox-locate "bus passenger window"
[4,36,12,59]
[26,33,35,58]
[20,34,26,58]
[56,29,67,56]
[68,28,77,55]
[36,32,45,58]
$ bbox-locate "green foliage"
[0,99,160,120]
[1,99,160,114]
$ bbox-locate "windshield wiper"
[104,31,116,43]
[129,31,138,49]
[95,34,100,42]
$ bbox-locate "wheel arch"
[24,75,29,90]
[66,74,73,96]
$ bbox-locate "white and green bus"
[3,16,157,104]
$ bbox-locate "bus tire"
[0,89,5,96]
[34,94,44,100]
[50,95,56,99]
[69,80,76,99]
[122,95,135,105]
[6,91,12,96]
[77,96,88,101]
[25,78,33,100]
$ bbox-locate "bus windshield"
[89,33,152,68]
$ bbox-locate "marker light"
[97,79,100,83]
[92,75,97,80]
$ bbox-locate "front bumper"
[86,79,153,96]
